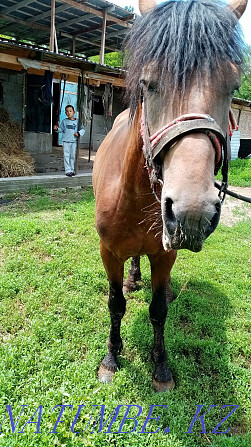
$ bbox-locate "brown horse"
[93,0,247,391]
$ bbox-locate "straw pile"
[0,109,34,177]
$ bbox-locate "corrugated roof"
[0,0,135,57]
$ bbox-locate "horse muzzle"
[162,197,221,252]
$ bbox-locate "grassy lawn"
[216,158,251,187]
[0,186,250,447]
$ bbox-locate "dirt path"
[220,186,251,226]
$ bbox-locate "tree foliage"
[234,46,251,100]
[89,52,123,68]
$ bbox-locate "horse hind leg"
[123,256,142,293]
[98,242,126,383]
[148,252,177,392]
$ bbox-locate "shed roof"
[232,97,251,109]
[0,0,135,58]
[0,38,126,87]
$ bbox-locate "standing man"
[54,104,85,177]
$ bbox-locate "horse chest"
[96,205,163,260]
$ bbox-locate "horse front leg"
[123,255,141,293]
[148,251,177,392]
[98,241,126,383]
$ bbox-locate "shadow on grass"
[112,277,247,443]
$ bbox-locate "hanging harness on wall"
[38,71,54,107]
[102,83,113,133]
[54,73,68,126]
[59,74,67,118]
[82,84,92,126]
[78,74,92,127]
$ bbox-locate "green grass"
[216,159,251,187]
[0,187,250,447]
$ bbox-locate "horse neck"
[121,105,149,194]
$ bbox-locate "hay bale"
[0,122,25,155]
[0,110,35,177]
[0,149,34,178]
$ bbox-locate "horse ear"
[227,0,248,19]
[139,0,157,15]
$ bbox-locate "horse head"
[125,0,247,252]
[139,0,248,17]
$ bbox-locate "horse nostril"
[164,198,177,234]
[207,200,221,236]
[215,200,221,214]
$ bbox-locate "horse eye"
[148,82,158,92]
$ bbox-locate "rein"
[214,181,251,204]
[140,82,235,204]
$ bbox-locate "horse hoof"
[153,377,175,392]
[168,291,176,303]
[98,364,116,383]
[153,363,175,391]
[123,279,137,294]
[123,279,143,294]
[98,352,119,383]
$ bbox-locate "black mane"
[124,0,246,114]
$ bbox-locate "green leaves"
[235,46,251,100]
[89,52,123,68]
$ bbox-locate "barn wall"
[231,106,251,159]
[80,87,124,150]
[24,131,52,154]
[0,68,23,124]
[238,110,251,138]
[81,116,106,151]
[232,107,251,139]
[230,130,240,160]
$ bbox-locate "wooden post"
[54,28,58,53]
[237,108,242,126]
[99,9,107,64]
[50,0,56,52]
[22,71,27,134]
[75,75,82,175]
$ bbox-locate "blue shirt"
[57,118,85,142]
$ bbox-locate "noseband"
[140,82,234,204]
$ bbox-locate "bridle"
[139,82,235,204]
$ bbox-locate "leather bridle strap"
[150,114,226,168]
[140,82,231,203]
